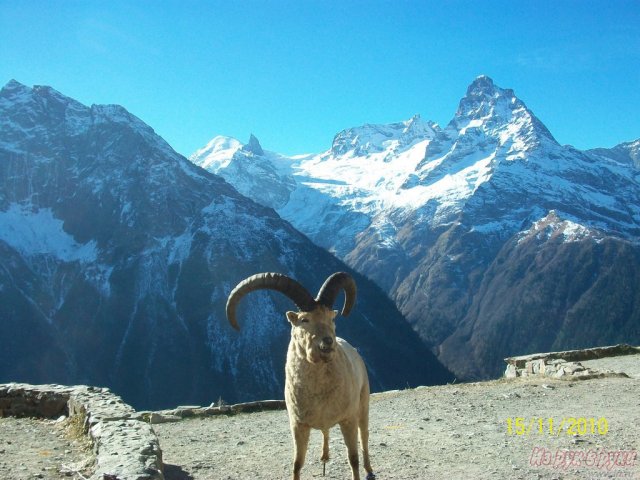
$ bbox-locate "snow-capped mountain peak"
[400,114,440,146]
[192,77,639,248]
[450,75,557,150]
[190,135,297,210]
[456,75,519,119]
[2,79,69,103]
[190,135,243,170]
[329,114,439,157]
[0,80,180,159]
[1,80,84,121]
[588,138,640,169]
[1,79,32,99]
[241,133,264,156]
[189,75,640,384]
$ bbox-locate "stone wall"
[503,344,640,380]
[0,383,163,480]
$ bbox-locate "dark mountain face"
[437,215,640,379]
[0,80,452,409]
[191,76,640,382]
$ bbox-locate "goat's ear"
[286,311,300,325]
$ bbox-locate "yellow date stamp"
[506,417,609,436]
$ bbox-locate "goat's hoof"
[365,473,376,480]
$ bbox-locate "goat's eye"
[300,318,309,324]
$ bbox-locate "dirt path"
[0,416,93,480]
[155,355,640,480]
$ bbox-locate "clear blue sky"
[1,1,639,156]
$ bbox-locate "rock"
[504,346,639,380]
[548,358,567,365]
[532,360,545,374]
[504,344,640,367]
[504,364,517,378]
[148,413,181,424]
[564,363,585,374]
[241,134,265,156]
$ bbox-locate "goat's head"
[226,272,357,363]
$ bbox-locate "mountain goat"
[226,272,376,480]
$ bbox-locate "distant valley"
[0,80,452,409]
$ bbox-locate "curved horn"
[315,272,357,317]
[226,272,316,330]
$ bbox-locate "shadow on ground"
[163,464,194,480]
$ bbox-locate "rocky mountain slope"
[191,76,640,380]
[0,80,453,410]
[588,139,640,169]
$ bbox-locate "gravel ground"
[1,355,638,480]
[155,354,640,480]
[0,415,94,480]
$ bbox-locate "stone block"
[531,359,544,374]
[504,364,518,378]
[526,361,534,374]
[148,412,181,424]
[553,367,566,378]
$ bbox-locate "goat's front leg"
[321,429,330,475]
[340,419,361,480]
[290,421,310,480]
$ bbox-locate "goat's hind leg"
[291,422,310,480]
[359,417,375,479]
[359,393,375,479]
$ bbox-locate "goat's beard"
[313,349,335,364]
[301,341,335,364]
[293,331,336,364]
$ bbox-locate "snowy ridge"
[330,114,439,156]
[190,135,242,170]
[191,135,298,211]
[191,76,640,257]
[190,75,640,383]
[516,210,603,245]
[588,139,640,170]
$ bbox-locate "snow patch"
[167,230,193,265]
[190,136,242,171]
[84,264,114,297]
[0,203,98,262]
[517,211,600,244]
